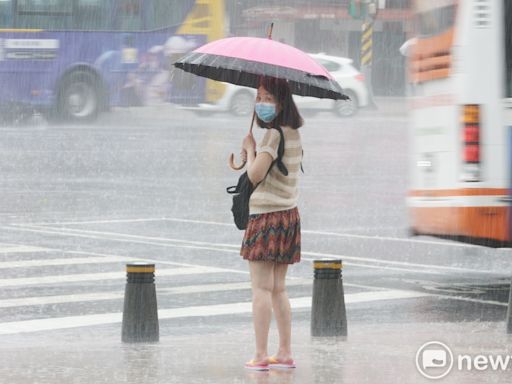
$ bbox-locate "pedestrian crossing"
[0,243,51,254]
[0,280,312,309]
[0,290,430,336]
[0,242,433,336]
[0,265,227,288]
[0,255,131,269]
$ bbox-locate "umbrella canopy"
[174,36,349,100]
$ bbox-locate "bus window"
[74,0,110,31]
[0,0,12,28]
[16,0,72,29]
[146,0,190,30]
[114,0,143,31]
[505,0,512,97]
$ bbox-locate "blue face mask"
[255,102,277,123]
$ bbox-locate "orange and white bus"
[407,0,511,246]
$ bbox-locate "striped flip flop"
[268,356,296,369]
[244,359,269,371]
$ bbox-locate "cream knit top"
[249,126,302,215]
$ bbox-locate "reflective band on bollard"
[313,260,343,280]
[122,262,159,343]
[126,264,155,284]
[507,279,512,334]
[311,259,347,337]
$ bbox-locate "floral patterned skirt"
[241,207,301,264]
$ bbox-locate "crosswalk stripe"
[0,256,136,269]
[0,279,311,309]
[0,290,432,335]
[0,292,122,308]
[0,266,224,288]
[10,224,241,249]
[0,244,50,254]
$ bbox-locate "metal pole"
[360,6,378,109]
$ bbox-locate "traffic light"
[350,0,381,19]
[348,0,362,19]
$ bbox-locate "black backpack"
[226,127,287,230]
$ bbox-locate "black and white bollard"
[122,263,159,343]
[311,259,347,337]
[507,279,512,334]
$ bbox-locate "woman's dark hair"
[256,77,303,130]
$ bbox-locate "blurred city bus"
[407,0,512,246]
[0,0,224,121]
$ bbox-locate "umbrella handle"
[228,111,256,171]
[228,153,246,170]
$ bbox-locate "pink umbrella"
[174,38,346,101]
[174,25,348,168]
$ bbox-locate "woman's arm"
[246,150,273,185]
[242,133,274,186]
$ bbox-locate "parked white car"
[184,53,369,117]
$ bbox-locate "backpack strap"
[273,127,302,175]
[273,126,288,176]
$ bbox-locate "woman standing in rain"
[240,77,303,371]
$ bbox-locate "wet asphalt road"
[0,104,511,383]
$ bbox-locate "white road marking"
[0,225,244,256]
[302,229,479,248]
[25,218,172,226]
[19,216,480,248]
[301,254,490,274]
[0,255,137,269]
[27,217,198,226]
[16,224,241,249]
[0,292,123,308]
[0,266,225,288]
[0,244,51,254]
[3,225,503,276]
[341,261,448,275]
[0,280,311,309]
[66,250,250,275]
[0,289,431,335]
[435,296,508,307]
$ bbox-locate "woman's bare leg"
[272,263,293,361]
[249,260,275,362]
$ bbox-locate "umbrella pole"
[228,111,255,170]
[249,110,255,134]
[228,22,271,171]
